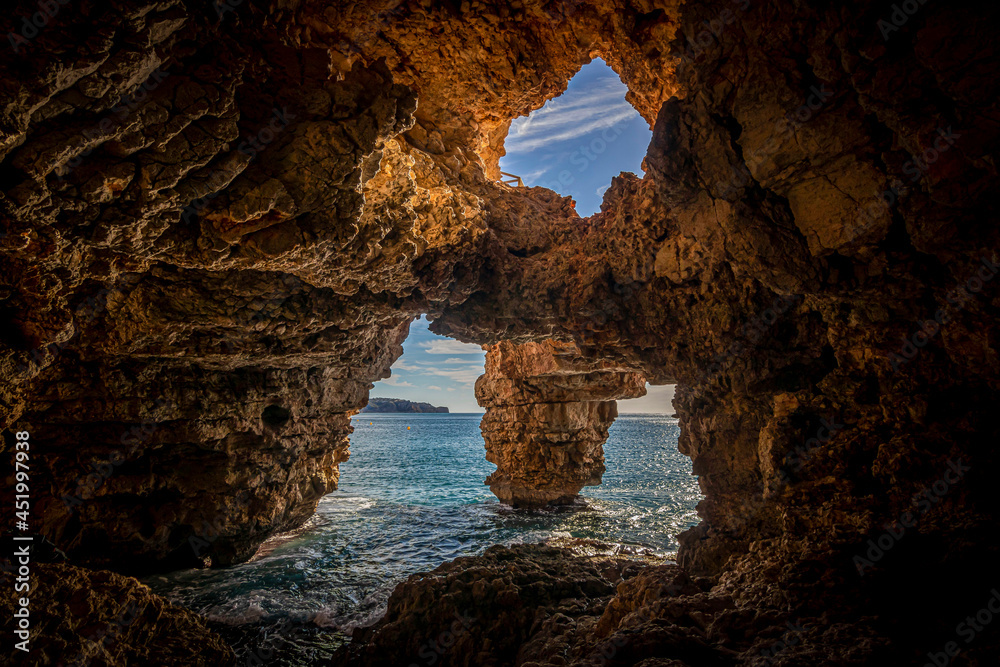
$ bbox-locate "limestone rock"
[477,340,646,506]
[1,0,999,663]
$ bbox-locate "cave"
[261,405,292,429]
[2,0,999,665]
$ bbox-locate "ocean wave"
[204,602,268,625]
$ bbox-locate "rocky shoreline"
[338,543,888,667]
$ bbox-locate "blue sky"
[498,58,652,216]
[371,317,675,414]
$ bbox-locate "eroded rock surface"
[2,0,1000,664]
[0,561,234,666]
[338,543,899,666]
[477,340,646,506]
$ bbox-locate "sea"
[143,413,701,665]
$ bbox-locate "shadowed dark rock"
[1,0,999,663]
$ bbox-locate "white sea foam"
[311,604,387,635]
[205,602,267,625]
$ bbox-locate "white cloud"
[511,80,626,133]
[618,384,676,414]
[424,365,483,386]
[380,376,414,387]
[392,360,420,371]
[505,79,640,154]
[446,387,456,392]
[514,165,554,182]
[427,385,442,391]
[506,108,637,154]
[419,338,484,355]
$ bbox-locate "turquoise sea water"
[145,413,700,664]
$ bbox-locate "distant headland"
[361,398,449,413]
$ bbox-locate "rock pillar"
[475,340,647,506]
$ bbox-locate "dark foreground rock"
[340,543,1000,667]
[0,561,234,666]
[338,544,656,667]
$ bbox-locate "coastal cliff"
[361,398,449,413]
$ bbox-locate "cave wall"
[1,2,433,569]
[427,0,1000,657]
[1,0,685,572]
[2,0,1000,661]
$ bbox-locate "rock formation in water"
[360,397,449,413]
[2,0,999,664]
[478,340,646,505]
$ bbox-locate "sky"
[498,58,652,216]
[370,317,675,414]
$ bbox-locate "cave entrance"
[343,314,489,503]
[498,58,652,216]
[368,314,485,415]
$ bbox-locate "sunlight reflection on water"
[144,413,701,665]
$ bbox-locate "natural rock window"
[367,315,485,413]
[498,58,652,215]
[7,1,999,664]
